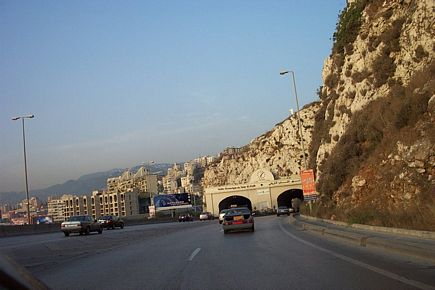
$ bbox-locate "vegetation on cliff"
[308,0,435,230]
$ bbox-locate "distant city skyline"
[1,0,346,192]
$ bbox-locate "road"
[1,216,434,290]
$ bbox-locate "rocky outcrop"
[203,0,434,230]
[314,0,434,176]
[310,0,434,230]
[203,103,320,187]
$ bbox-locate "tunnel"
[277,189,304,208]
[218,195,252,212]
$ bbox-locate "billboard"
[35,216,53,224]
[153,193,192,211]
[300,169,317,199]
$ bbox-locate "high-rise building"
[47,197,65,222]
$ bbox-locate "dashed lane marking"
[188,248,201,261]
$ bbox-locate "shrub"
[333,0,369,54]
[352,69,370,84]
[317,62,433,201]
[347,91,356,99]
[415,45,428,61]
[308,102,333,170]
[372,49,396,88]
[317,99,386,198]
[380,18,404,53]
[325,73,339,89]
[368,36,381,52]
[380,8,393,20]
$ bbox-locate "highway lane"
[1,216,434,290]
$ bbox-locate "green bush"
[333,0,369,54]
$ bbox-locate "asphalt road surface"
[1,216,434,290]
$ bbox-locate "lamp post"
[280,70,307,170]
[12,114,35,225]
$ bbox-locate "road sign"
[300,169,317,198]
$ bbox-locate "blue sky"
[0,0,345,192]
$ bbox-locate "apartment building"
[62,194,87,219]
[90,189,139,218]
[50,167,153,220]
[47,197,65,222]
[107,167,158,195]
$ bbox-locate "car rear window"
[227,208,250,215]
[68,216,86,221]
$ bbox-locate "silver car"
[277,206,290,216]
[199,212,214,221]
[218,209,230,224]
[61,215,103,237]
[222,207,254,234]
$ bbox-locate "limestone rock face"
[311,0,434,229]
[203,0,434,230]
[203,103,320,187]
[315,0,434,176]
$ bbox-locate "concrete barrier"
[0,224,61,237]
[0,215,180,237]
[291,215,435,263]
[300,214,435,240]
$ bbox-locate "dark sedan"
[222,207,254,234]
[178,213,194,222]
[98,215,124,229]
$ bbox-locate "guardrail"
[0,215,181,237]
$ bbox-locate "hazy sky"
[1,0,345,192]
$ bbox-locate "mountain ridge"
[0,163,171,205]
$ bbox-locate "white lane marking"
[188,248,201,261]
[279,221,435,290]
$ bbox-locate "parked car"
[222,207,254,234]
[98,215,124,229]
[178,213,194,222]
[277,206,290,216]
[199,212,214,221]
[61,215,102,237]
[218,209,230,224]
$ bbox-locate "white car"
[61,215,103,237]
[219,209,230,224]
[199,212,214,221]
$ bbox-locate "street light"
[12,114,34,225]
[280,70,307,170]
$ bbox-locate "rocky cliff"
[203,0,434,230]
[310,0,434,230]
[203,102,320,187]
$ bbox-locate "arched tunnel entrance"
[277,189,304,208]
[219,195,252,212]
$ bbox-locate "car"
[218,209,230,224]
[98,215,124,229]
[277,206,290,216]
[222,207,254,234]
[61,215,103,237]
[178,213,194,222]
[199,212,214,221]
